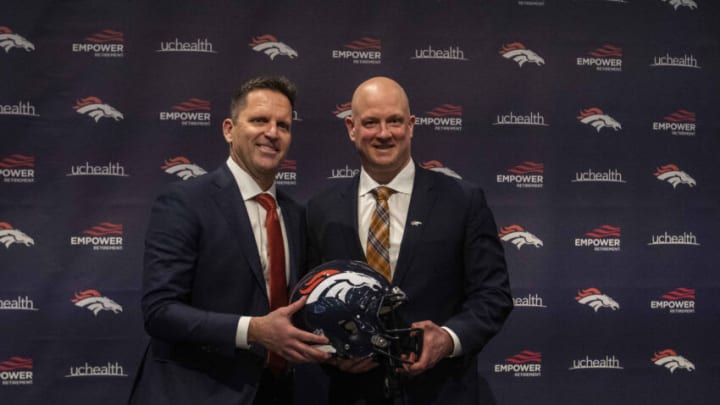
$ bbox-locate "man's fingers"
[285,296,307,314]
[277,341,332,363]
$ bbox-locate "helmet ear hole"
[341,320,359,335]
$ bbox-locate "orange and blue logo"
[652,349,695,373]
[250,34,297,60]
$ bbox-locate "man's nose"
[265,122,279,137]
[377,122,392,138]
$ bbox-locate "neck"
[364,159,411,185]
[255,177,274,191]
[231,156,275,191]
[367,172,395,185]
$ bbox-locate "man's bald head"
[351,76,412,117]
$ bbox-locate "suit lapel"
[210,166,267,300]
[342,177,366,261]
[277,192,300,288]
[393,167,438,286]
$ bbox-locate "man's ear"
[222,118,234,144]
[345,116,356,141]
[408,115,416,139]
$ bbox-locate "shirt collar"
[226,157,277,201]
[359,160,415,197]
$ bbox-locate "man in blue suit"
[129,76,330,405]
[306,77,512,404]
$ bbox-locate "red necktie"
[255,193,288,373]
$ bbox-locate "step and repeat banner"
[2,1,719,404]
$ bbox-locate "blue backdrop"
[2,0,719,404]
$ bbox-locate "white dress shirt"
[357,161,414,275]
[357,160,462,357]
[225,157,290,349]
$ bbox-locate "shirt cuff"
[236,316,252,349]
[441,326,462,357]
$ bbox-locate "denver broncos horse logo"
[575,288,620,312]
[654,164,696,188]
[161,157,207,180]
[0,26,35,53]
[663,0,697,10]
[577,108,622,132]
[73,97,124,122]
[299,270,383,306]
[498,225,543,249]
[71,289,123,316]
[499,42,544,67]
[0,222,34,248]
[420,160,462,179]
[333,102,352,119]
[652,349,695,373]
[249,35,298,60]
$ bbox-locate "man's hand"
[399,320,453,377]
[248,296,332,364]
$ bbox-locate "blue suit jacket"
[129,165,305,404]
[305,165,512,405]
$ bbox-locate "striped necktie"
[366,186,395,281]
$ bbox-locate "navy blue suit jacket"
[305,165,511,405]
[129,165,305,404]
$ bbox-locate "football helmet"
[291,260,422,365]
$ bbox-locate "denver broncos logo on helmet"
[577,108,621,132]
[654,164,696,188]
[299,269,341,295]
[291,260,419,361]
[499,42,544,67]
[249,35,298,60]
[73,97,124,122]
[161,157,207,180]
[301,270,384,306]
[71,289,123,316]
[0,26,35,53]
[498,225,543,249]
[0,222,34,248]
[575,288,620,312]
[663,0,697,10]
[652,349,695,373]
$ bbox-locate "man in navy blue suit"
[306,77,512,404]
[129,76,330,405]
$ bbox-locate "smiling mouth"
[258,143,278,153]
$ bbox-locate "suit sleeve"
[141,185,240,354]
[444,186,513,355]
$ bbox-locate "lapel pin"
[410,220,422,226]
